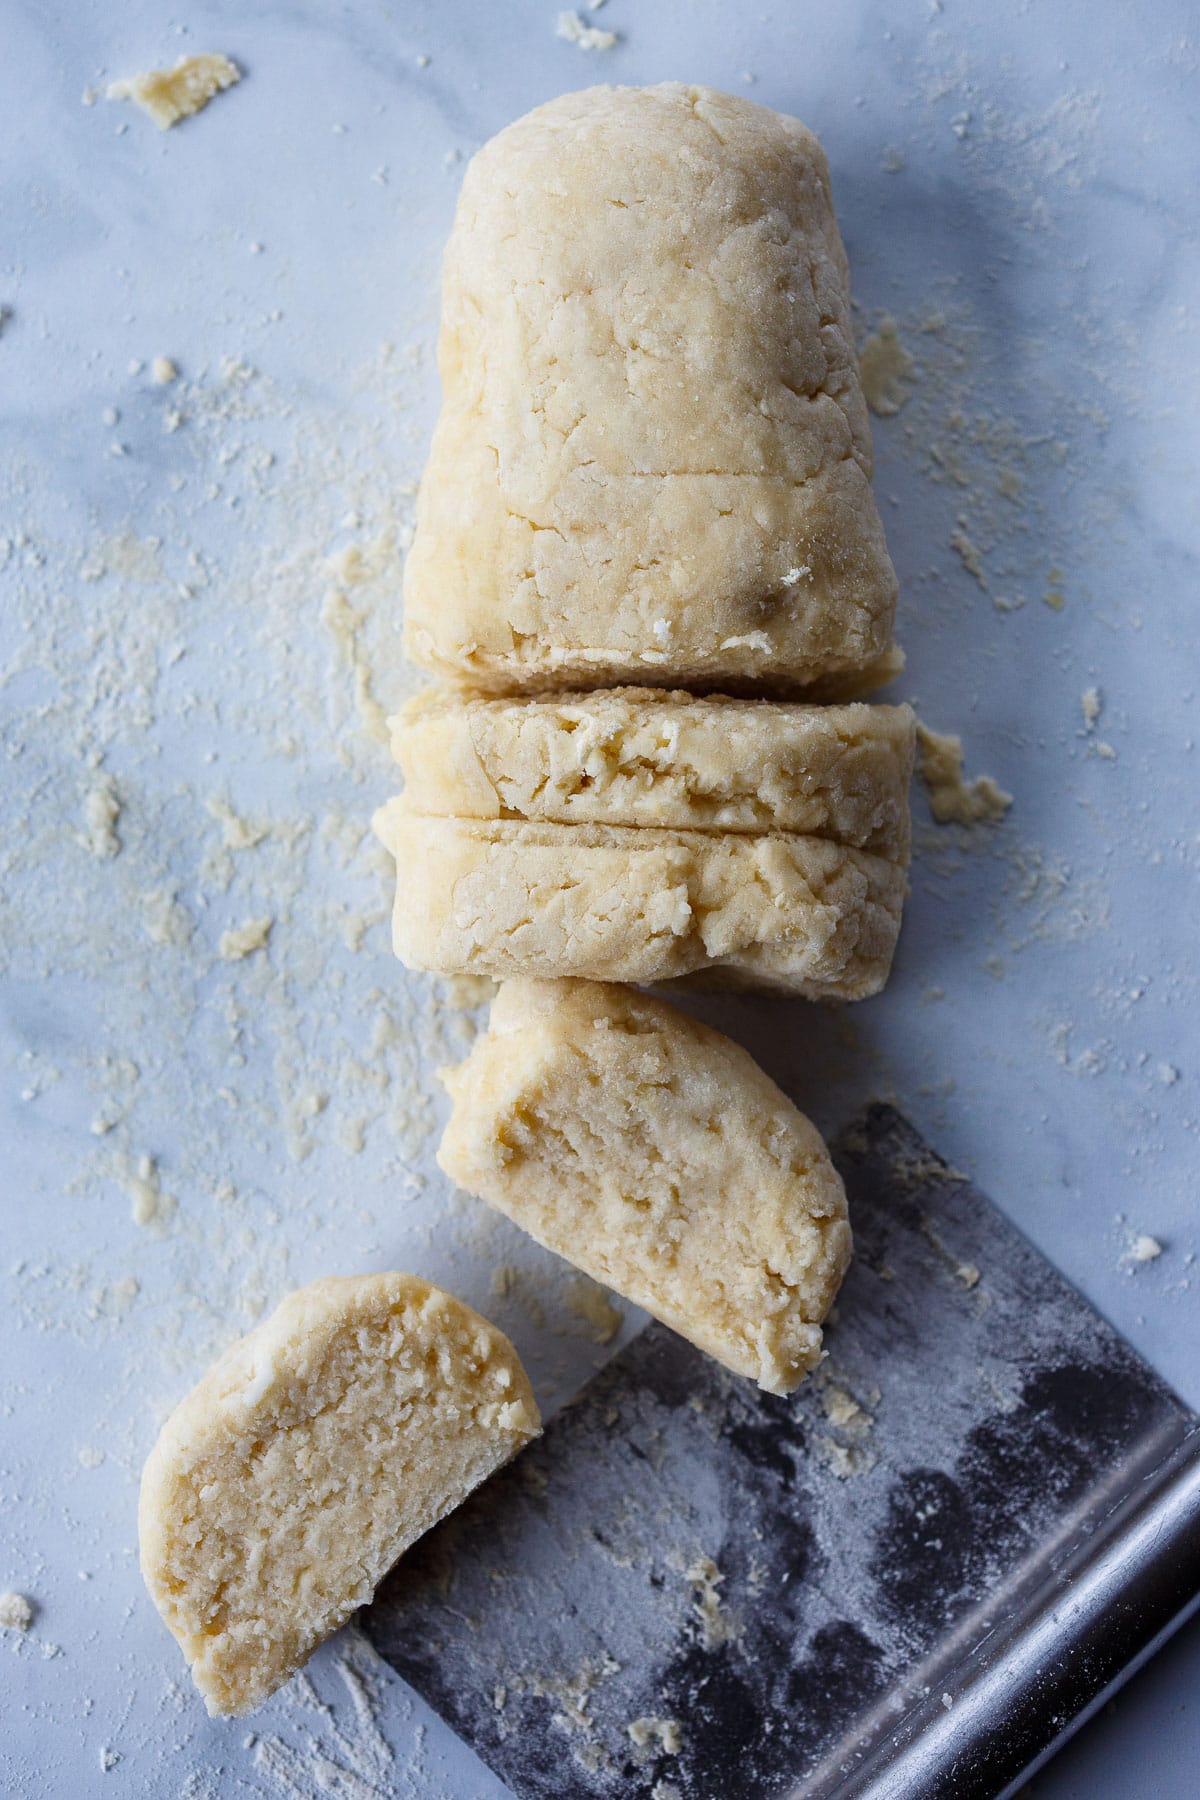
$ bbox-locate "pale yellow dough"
[107,55,241,130]
[394,689,914,857]
[374,803,906,997]
[403,83,898,695]
[439,980,852,1392]
[138,1274,538,1716]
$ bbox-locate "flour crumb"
[1131,1234,1163,1263]
[917,724,1012,825]
[141,886,193,947]
[79,774,121,857]
[1157,1063,1180,1087]
[124,1154,172,1228]
[151,356,178,384]
[442,974,499,1011]
[628,1716,682,1755]
[950,523,987,589]
[652,1786,683,1800]
[556,9,619,50]
[98,1747,120,1773]
[859,318,913,416]
[1081,686,1102,732]
[78,1447,106,1470]
[107,55,241,130]
[956,1261,981,1289]
[0,1591,33,1631]
[565,1274,623,1344]
[686,1556,738,1650]
[219,916,274,960]
[206,793,268,850]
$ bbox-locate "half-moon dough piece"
[373,802,907,998]
[403,82,898,696]
[139,1273,539,1715]
[393,688,915,857]
[439,979,852,1393]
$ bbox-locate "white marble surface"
[2,1,1198,1795]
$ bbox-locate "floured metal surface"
[366,1105,1195,1798]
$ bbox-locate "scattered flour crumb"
[556,9,619,49]
[124,1154,172,1228]
[219,916,274,960]
[206,794,268,850]
[1157,1063,1180,1087]
[652,1786,683,1800]
[950,524,987,589]
[78,1447,106,1470]
[151,356,177,384]
[78,774,121,857]
[686,1557,738,1650]
[1131,1234,1163,1263]
[956,1261,981,1288]
[917,724,1012,825]
[565,1275,623,1344]
[99,1748,120,1773]
[0,1591,33,1631]
[627,1716,682,1754]
[442,974,499,1010]
[1081,686,1102,733]
[141,886,193,947]
[859,318,913,416]
[107,55,241,130]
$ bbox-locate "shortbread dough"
[439,980,852,1392]
[138,1274,538,1715]
[403,83,898,695]
[394,689,914,856]
[374,802,906,997]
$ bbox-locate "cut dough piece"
[373,803,906,998]
[139,1274,538,1716]
[394,689,914,857]
[403,83,898,696]
[439,980,852,1392]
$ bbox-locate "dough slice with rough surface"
[393,689,915,857]
[439,979,852,1393]
[138,1274,538,1716]
[373,803,906,998]
[403,82,898,696]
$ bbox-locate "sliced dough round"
[439,980,852,1393]
[138,1274,538,1716]
[402,83,897,696]
[373,803,906,998]
[393,689,915,857]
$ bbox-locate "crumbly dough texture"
[394,688,914,856]
[138,1273,539,1716]
[403,83,898,695]
[439,980,852,1392]
[107,54,241,130]
[374,802,906,997]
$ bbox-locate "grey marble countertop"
[2,1,1197,1795]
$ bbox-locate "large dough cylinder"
[403,83,899,696]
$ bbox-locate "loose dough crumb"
[0,1591,33,1631]
[151,356,178,384]
[1131,1234,1163,1262]
[79,774,121,857]
[218,916,274,961]
[565,1275,623,1344]
[859,318,914,416]
[1081,686,1102,733]
[917,724,1012,825]
[628,1716,683,1754]
[556,9,619,50]
[107,55,241,130]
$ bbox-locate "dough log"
[374,803,906,998]
[403,83,898,696]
